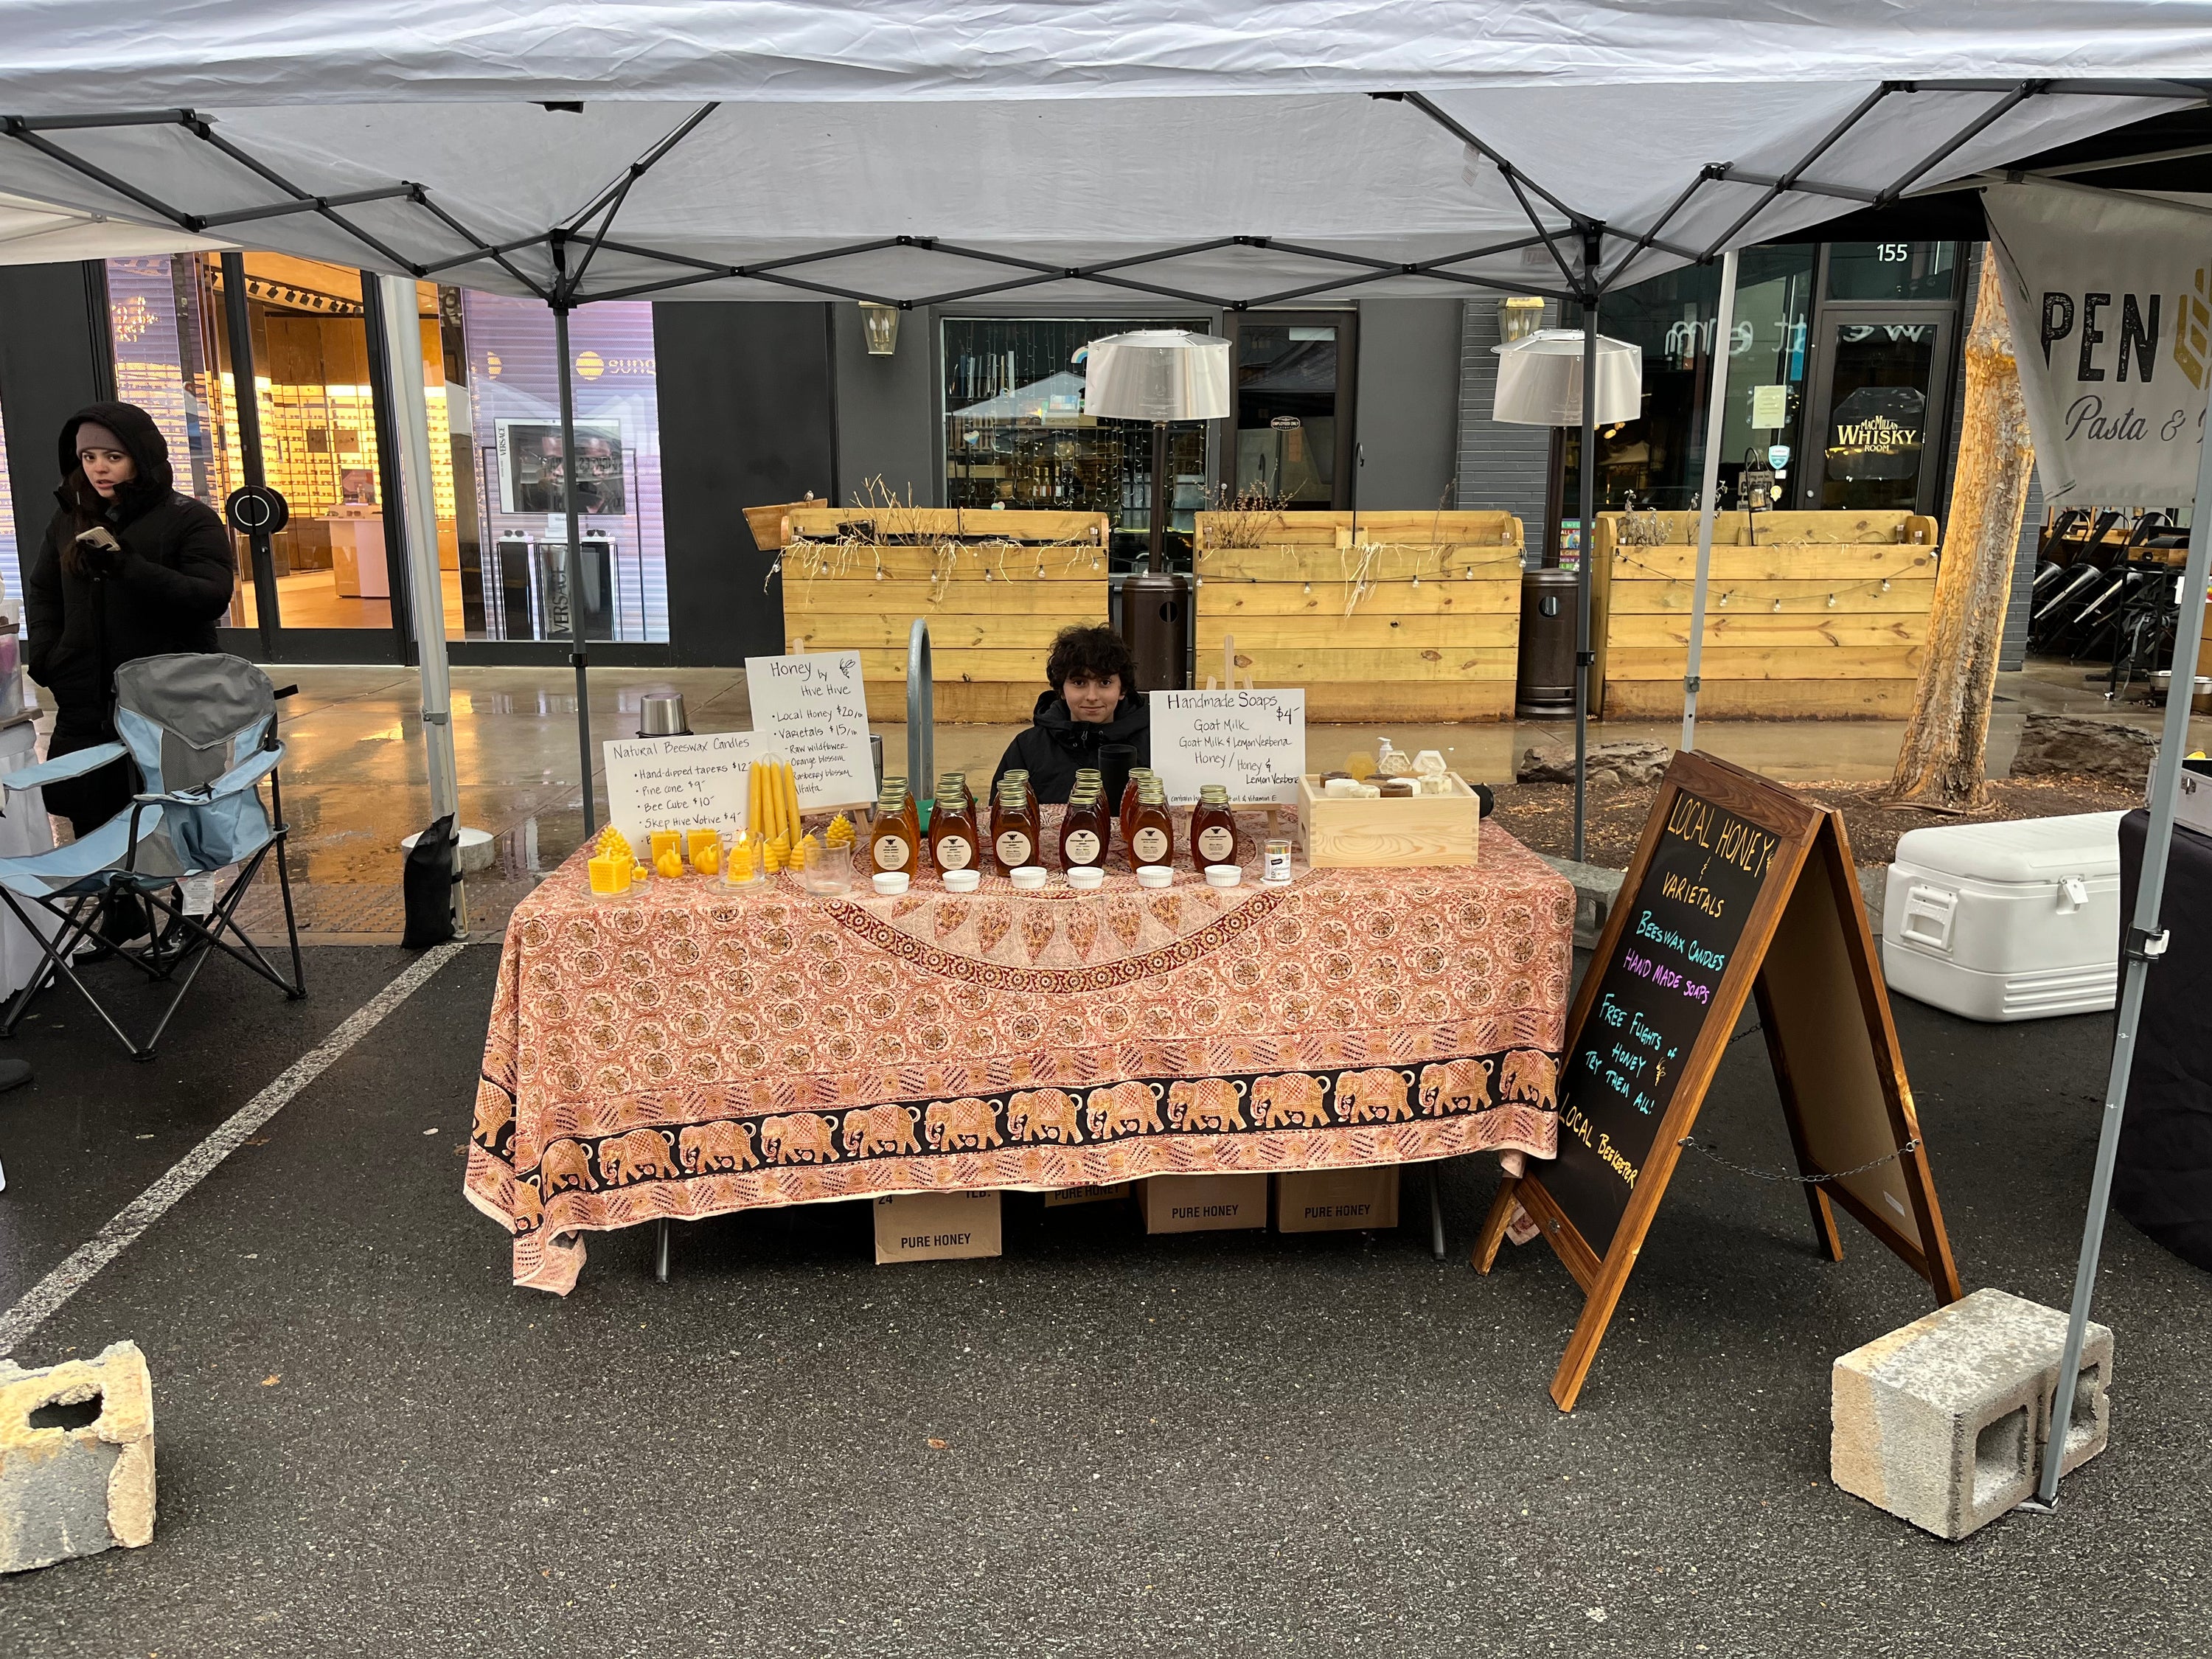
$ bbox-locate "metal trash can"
[1515,568,1579,719]
[1121,570,1192,692]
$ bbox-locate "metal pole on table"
[2028,414,2212,1511]
[1573,235,1599,863]
[908,619,933,803]
[1683,247,1739,754]
[549,242,597,837]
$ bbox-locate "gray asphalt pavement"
[0,942,2203,1657]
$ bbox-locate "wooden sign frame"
[1475,751,1962,1411]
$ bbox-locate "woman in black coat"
[25,401,235,838]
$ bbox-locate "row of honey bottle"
[866,771,1240,877]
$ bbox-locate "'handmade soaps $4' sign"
[1150,688,1306,804]
[1543,791,1779,1257]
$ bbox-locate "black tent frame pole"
[1574,234,1599,864]
[218,251,277,661]
[551,235,596,838]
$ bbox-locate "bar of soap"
[1352,783,1382,799]
[1380,779,1416,798]
[1413,750,1447,776]
[1416,772,1453,795]
[1324,777,1361,799]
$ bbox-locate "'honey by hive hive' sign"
[1478,751,1962,1411]
[743,650,877,810]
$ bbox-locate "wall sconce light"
[1498,295,1546,344]
[860,302,900,356]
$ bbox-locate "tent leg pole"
[552,291,597,838]
[1683,248,1738,755]
[1574,243,1599,863]
[2028,398,2212,1511]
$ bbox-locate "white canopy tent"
[0,189,228,263]
[0,3,2205,840]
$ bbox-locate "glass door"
[1798,316,1953,515]
[1224,310,1357,510]
[1793,242,1961,517]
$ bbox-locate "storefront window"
[1562,245,1817,519]
[1827,242,1958,302]
[942,316,1208,568]
[1230,316,1349,508]
[461,291,668,642]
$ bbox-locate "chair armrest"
[7,742,127,791]
[132,745,282,807]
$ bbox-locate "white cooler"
[1881,811,2126,1022]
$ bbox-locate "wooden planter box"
[776,507,1110,723]
[1194,510,1524,721]
[1590,509,1939,720]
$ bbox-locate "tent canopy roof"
[0,3,2204,307]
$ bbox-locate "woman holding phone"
[24,403,234,935]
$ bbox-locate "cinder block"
[1832,1290,2112,1540]
[0,1340,156,1573]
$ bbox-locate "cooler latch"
[2057,875,2090,914]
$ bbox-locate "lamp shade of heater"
[1490,329,1643,427]
[1083,330,1231,422]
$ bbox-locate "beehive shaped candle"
[824,813,855,849]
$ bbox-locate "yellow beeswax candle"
[824,812,854,848]
[588,853,630,896]
[655,848,684,880]
[747,762,765,838]
[650,829,683,869]
[687,827,721,868]
[765,832,790,873]
[694,841,720,877]
[728,833,756,880]
[597,825,633,864]
[780,761,801,840]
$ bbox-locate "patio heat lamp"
[1083,330,1231,692]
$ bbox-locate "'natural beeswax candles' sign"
[1476,751,1961,1411]
[603,731,762,858]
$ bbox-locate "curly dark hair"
[1045,623,1137,695]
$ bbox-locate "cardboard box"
[873,1191,1003,1265]
[1043,1182,1132,1208]
[1143,1173,1267,1234]
[1276,1166,1401,1233]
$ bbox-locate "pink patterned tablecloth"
[465,822,1573,1293]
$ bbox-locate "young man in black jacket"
[990,624,1150,804]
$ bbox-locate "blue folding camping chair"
[0,653,305,1060]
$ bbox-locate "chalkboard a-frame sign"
[1476,751,1964,1411]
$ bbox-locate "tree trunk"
[1888,255,2036,810]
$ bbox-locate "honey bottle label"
[996,830,1034,867]
[1130,826,1169,864]
[936,835,975,872]
[1063,828,1101,866]
[1197,824,1236,863]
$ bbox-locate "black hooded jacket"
[25,401,234,717]
[991,688,1151,804]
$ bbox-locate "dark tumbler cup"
[1099,743,1137,818]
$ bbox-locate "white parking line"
[0,942,466,1359]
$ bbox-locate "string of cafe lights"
[1606,546,1930,612]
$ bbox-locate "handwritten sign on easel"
[602,731,762,855]
[1475,751,1961,1411]
[744,650,876,810]
[1150,688,1305,804]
